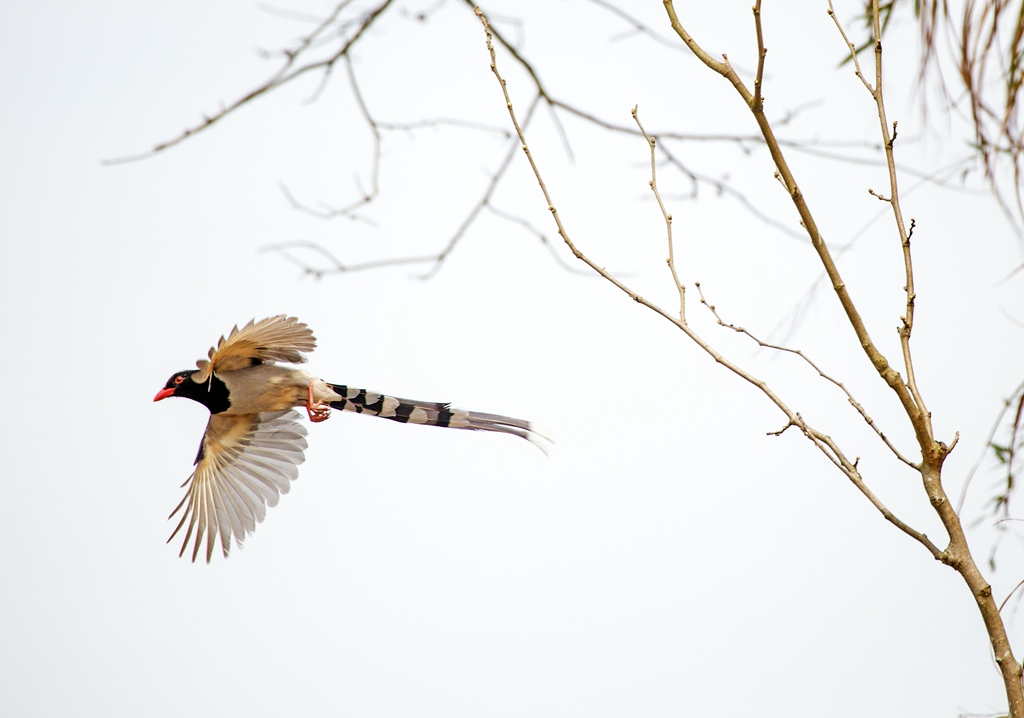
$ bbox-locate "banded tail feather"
[326,383,551,450]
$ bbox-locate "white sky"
[3,1,1024,716]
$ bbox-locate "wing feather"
[168,409,308,562]
[194,316,316,382]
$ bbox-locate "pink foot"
[306,382,331,423]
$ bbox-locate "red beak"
[153,387,176,402]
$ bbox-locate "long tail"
[326,383,551,450]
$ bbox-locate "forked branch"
[693,282,919,470]
[659,1,1021,713]
[105,0,395,164]
[474,5,941,563]
[828,0,930,440]
[662,0,933,454]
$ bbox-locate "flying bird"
[155,315,545,563]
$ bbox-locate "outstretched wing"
[168,410,308,563]
[194,315,316,382]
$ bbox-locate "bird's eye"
[173,375,185,385]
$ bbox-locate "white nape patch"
[408,407,430,424]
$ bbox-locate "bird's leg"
[306,381,331,423]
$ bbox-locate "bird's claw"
[306,382,331,423]
[307,404,331,423]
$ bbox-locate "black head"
[153,369,230,414]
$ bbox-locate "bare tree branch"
[632,107,684,319]
[104,0,395,165]
[111,0,929,272]
[583,0,692,51]
[665,0,935,452]
[475,2,942,563]
[264,94,544,279]
[693,282,920,470]
[658,0,1024,711]
[259,240,444,278]
[485,204,594,275]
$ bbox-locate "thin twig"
[104,0,393,164]
[752,0,767,111]
[259,241,442,277]
[831,0,930,438]
[281,55,383,222]
[418,94,544,280]
[269,92,543,281]
[486,204,593,275]
[583,0,692,51]
[694,282,919,470]
[376,117,512,137]
[633,106,684,319]
[873,10,931,441]
[999,577,1024,614]
[278,181,376,224]
[827,1,876,93]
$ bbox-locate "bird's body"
[215,364,321,415]
[155,315,544,563]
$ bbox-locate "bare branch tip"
[768,420,795,437]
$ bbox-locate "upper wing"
[194,315,316,382]
[168,410,308,563]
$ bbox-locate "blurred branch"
[417,94,543,280]
[260,240,442,277]
[485,204,594,275]
[104,0,395,164]
[848,0,1024,237]
[106,0,965,279]
[974,381,1024,572]
[264,94,544,279]
[583,0,692,50]
[958,378,1024,516]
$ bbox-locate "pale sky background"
[3,1,1024,716]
